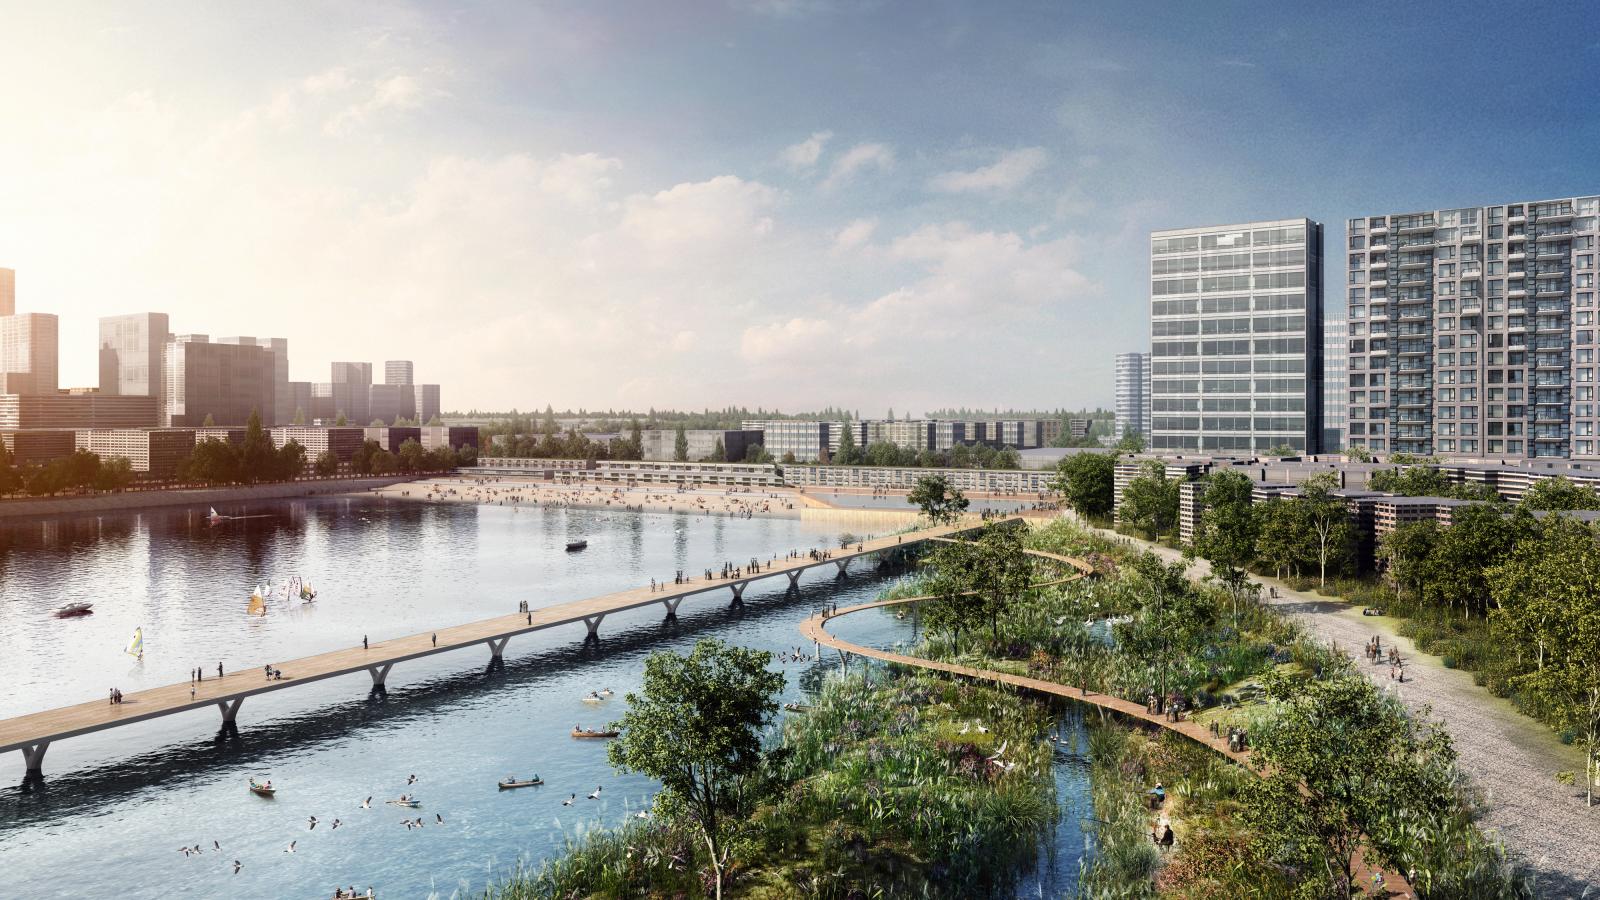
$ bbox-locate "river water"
[0,496,1091,898]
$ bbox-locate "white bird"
[976,724,990,734]
[284,841,297,853]
[360,796,371,809]
[308,816,318,830]
[331,819,342,830]
[635,809,649,819]
[587,786,602,800]
[192,844,202,855]
[179,846,193,857]
[407,774,417,785]
[212,840,221,852]
[562,794,575,806]
[957,723,971,735]
[435,813,443,825]
[232,860,242,874]
[987,740,1008,761]
[413,817,424,828]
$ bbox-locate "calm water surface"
[0,497,1090,898]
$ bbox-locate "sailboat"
[125,626,144,660]
[247,587,267,617]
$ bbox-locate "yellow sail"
[247,592,266,616]
[125,627,144,659]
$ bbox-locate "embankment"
[0,476,418,520]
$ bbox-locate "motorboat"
[249,779,276,798]
[565,540,588,552]
[497,775,544,790]
[54,601,94,618]
[386,797,421,808]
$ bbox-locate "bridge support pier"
[20,741,48,777]
[728,583,746,606]
[786,570,801,588]
[487,637,510,660]
[583,615,604,638]
[662,597,683,619]
[368,663,394,688]
[216,697,244,724]
[834,559,849,577]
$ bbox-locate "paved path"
[1076,516,1597,897]
[801,558,1409,898]
[1,520,979,780]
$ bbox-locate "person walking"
[431,633,437,648]
[217,662,224,678]
[363,635,369,650]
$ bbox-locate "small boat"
[497,775,544,790]
[249,779,276,797]
[783,702,813,713]
[565,540,588,552]
[54,601,94,618]
[571,728,619,739]
[386,798,421,808]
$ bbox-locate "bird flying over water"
[361,796,371,809]
[232,860,242,874]
[308,816,318,830]
[212,840,220,852]
[407,774,417,785]
[284,840,296,853]
[587,786,602,800]
[331,819,342,830]
[562,794,575,806]
[435,813,443,825]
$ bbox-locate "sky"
[3,1,1599,414]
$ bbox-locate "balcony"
[1535,205,1575,222]
[1369,224,1390,235]
[1397,258,1430,269]
[1508,251,1526,261]
[1368,242,1390,253]
[1509,232,1527,243]
[1397,218,1437,234]
[1509,214,1527,224]
[1369,258,1389,269]
[1458,231,1481,243]
[1460,266,1482,279]
[1536,287,1569,298]
[1509,286,1527,297]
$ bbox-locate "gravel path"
[1075,517,1598,897]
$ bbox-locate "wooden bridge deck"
[2,519,985,777]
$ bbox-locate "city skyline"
[4,3,1600,413]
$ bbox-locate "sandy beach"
[372,475,811,518]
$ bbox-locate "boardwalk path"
[800,546,1409,897]
[1,520,979,779]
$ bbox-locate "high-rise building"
[99,313,170,397]
[385,360,414,386]
[330,361,372,424]
[1149,218,1324,454]
[368,382,416,424]
[0,267,14,316]
[0,313,60,395]
[1323,318,1348,452]
[1347,197,1600,459]
[219,336,290,425]
[1114,351,1151,442]
[161,335,275,426]
[412,383,440,424]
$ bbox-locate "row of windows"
[1150,248,1308,275]
[1151,315,1308,337]
[1150,226,1308,255]
[1152,378,1307,394]
[1152,292,1309,316]
[1152,338,1309,357]
[1151,416,1307,432]
[1151,272,1307,295]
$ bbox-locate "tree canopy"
[907,473,969,524]
[1051,452,1115,519]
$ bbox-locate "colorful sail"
[125,626,144,659]
[247,592,267,616]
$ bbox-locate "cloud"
[603,174,779,267]
[739,316,834,363]
[832,217,877,251]
[1220,58,1257,68]
[325,73,430,135]
[731,0,833,17]
[779,131,832,170]
[822,142,894,190]
[928,147,1047,193]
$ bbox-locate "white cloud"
[822,142,894,190]
[325,73,430,135]
[740,317,835,363]
[602,175,779,267]
[779,131,832,170]
[832,217,877,251]
[928,147,1048,193]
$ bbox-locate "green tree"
[292,406,307,426]
[709,437,726,462]
[1369,465,1452,497]
[426,414,442,426]
[334,413,348,427]
[1343,445,1374,463]
[1119,459,1180,539]
[1299,472,1355,588]
[65,448,102,490]
[1521,476,1600,511]
[1190,469,1259,626]
[201,412,216,427]
[992,447,1021,469]
[240,409,274,483]
[93,456,135,492]
[351,439,381,475]
[540,404,558,438]
[607,639,784,900]
[1051,452,1115,519]
[1377,519,1438,603]
[907,472,969,524]
[673,424,689,462]
[276,440,307,480]
[1114,553,1214,705]
[0,440,19,495]
[1115,430,1146,453]
[397,438,427,473]
[184,438,240,485]
[924,535,990,652]
[1488,515,1600,804]
[780,451,796,465]
[833,425,859,466]
[314,450,339,477]
[1425,503,1519,618]
[1242,672,1455,897]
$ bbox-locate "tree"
[292,406,307,426]
[1264,444,1297,457]
[314,450,339,477]
[1343,445,1374,463]
[351,439,382,475]
[907,472,969,524]
[0,440,18,495]
[93,456,135,492]
[833,425,859,466]
[200,413,216,427]
[1377,519,1438,603]
[426,414,442,426]
[1522,476,1600,511]
[1191,469,1259,626]
[607,639,784,900]
[334,413,348,427]
[1369,465,1452,497]
[1114,553,1213,705]
[240,410,274,483]
[1488,516,1600,805]
[709,437,726,462]
[1299,472,1355,588]
[1115,431,1146,453]
[1051,452,1115,519]
[276,440,307,480]
[673,424,689,462]
[780,451,796,465]
[540,404,559,438]
[924,535,990,652]
[397,438,427,473]
[184,438,240,485]
[1119,459,1180,539]
[992,447,1021,469]
[1424,503,1519,618]
[1242,672,1456,897]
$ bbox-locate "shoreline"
[0,475,419,521]
[371,475,811,519]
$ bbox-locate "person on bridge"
[432,633,437,647]
[363,635,368,650]
[218,662,224,678]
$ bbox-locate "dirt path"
[1078,516,1597,896]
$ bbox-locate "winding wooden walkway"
[799,546,1411,898]
[2,520,987,780]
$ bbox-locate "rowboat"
[565,540,588,552]
[54,601,94,618]
[386,798,421,808]
[571,728,619,739]
[497,776,544,790]
[249,780,276,797]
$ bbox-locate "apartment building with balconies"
[1345,196,1600,459]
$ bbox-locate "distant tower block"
[0,267,13,316]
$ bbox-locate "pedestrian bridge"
[1,519,994,780]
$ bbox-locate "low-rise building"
[782,464,1053,495]
[475,457,783,487]
[271,426,365,462]
[0,429,76,466]
[0,394,158,429]
[74,428,196,477]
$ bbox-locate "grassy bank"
[482,672,1059,899]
